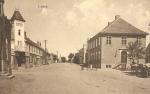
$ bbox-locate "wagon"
[131,63,150,77]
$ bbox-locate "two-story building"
[87,15,148,69]
[25,37,45,67]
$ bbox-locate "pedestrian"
[81,64,84,70]
[90,64,93,70]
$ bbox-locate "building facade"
[11,10,26,68]
[10,10,51,69]
[87,15,148,69]
[0,0,12,75]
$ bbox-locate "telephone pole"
[44,40,48,64]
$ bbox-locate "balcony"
[14,46,25,52]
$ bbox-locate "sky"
[4,0,150,57]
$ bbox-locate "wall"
[11,20,25,51]
[101,36,146,68]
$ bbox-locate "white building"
[11,10,26,68]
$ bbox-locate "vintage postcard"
[0,0,150,94]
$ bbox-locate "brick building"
[87,15,148,68]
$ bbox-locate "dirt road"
[0,63,150,94]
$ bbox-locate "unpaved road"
[0,63,150,94]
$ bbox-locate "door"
[121,51,127,69]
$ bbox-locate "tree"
[61,57,66,63]
[127,41,145,64]
[68,53,74,62]
[53,54,58,62]
[73,53,80,64]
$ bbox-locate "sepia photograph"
[0,0,150,94]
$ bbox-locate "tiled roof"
[98,16,148,36]
[11,10,25,22]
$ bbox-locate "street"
[0,63,150,94]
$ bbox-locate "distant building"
[87,15,148,69]
[78,44,88,64]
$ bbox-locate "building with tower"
[10,10,51,69]
[11,10,26,68]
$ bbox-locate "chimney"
[115,15,120,20]
[24,32,27,38]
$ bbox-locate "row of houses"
[0,0,55,74]
[10,10,54,69]
[76,15,149,69]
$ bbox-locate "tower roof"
[11,10,25,22]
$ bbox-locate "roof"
[98,16,148,36]
[11,10,25,22]
[25,37,44,51]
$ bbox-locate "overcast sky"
[4,0,150,57]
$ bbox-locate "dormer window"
[18,30,21,36]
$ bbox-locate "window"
[96,52,97,60]
[18,41,22,46]
[20,41,22,46]
[92,41,94,49]
[106,36,111,45]
[95,39,98,47]
[137,37,141,45]
[98,51,100,60]
[93,40,95,48]
[88,43,90,49]
[98,37,101,45]
[122,37,126,45]
[18,41,19,46]
[18,30,21,36]
[16,22,23,27]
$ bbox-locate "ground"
[0,63,150,94]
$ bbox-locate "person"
[90,64,93,70]
[81,64,84,70]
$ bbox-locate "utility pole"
[56,51,58,63]
[44,40,48,64]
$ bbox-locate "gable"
[99,16,148,36]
